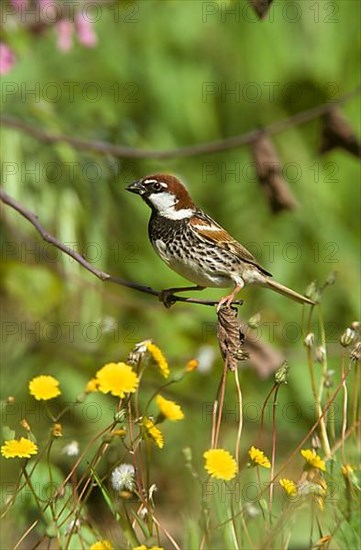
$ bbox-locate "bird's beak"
[126,180,146,195]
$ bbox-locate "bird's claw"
[158,289,177,308]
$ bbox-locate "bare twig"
[0,187,241,307]
[1,88,359,159]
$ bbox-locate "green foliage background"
[1,0,360,547]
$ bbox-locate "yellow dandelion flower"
[341,464,353,476]
[133,546,163,550]
[301,449,326,471]
[156,395,184,421]
[90,541,113,550]
[1,437,38,459]
[52,423,63,438]
[143,417,164,448]
[279,478,297,497]
[248,446,271,468]
[146,342,169,378]
[96,363,139,398]
[203,448,238,481]
[185,359,198,372]
[86,378,99,393]
[29,375,61,401]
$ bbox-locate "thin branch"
[1,88,359,159]
[0,187,240,307]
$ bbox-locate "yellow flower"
[143,417,164,448]
[86,378,99,393]
[341,464,353,476]
[90,541,113,550]
[185,359,198,372]
[301,449,326,471]
[146,342,169,378]
[111,428,127,438]
[133,546,163,550]
[279,478,298,497]
[96,363,139,398]
[29,375,61,400]
[203,449,238,481]
[52,423,63,438]
[156,395,184,421]
[248,446,271,468]
[1,437,38,459]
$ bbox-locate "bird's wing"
[189,212,272,277]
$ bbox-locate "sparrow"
[126,174,315,310]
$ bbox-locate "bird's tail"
[263,278,316,306]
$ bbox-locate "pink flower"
[56,19,73,52]
[75,12,97,48]
[38,0,58,24]
[0,43,16,75]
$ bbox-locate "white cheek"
[149,192,177,211]
[149,192,193,220]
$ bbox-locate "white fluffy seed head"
[111,463,135,491]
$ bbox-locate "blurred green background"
[1,0,360,546]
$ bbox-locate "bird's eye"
[151,182,162,192]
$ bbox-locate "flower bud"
[304,332,315,348]
[248,312,261,329]
[324,370,335,388]
[52,423,63,438]
[20,419,31,432]
[315,346,326,364]
[275,361,289,384]
[325,271,337,287]
[350,342,361,362]
[114,409,127,423]
[311,434,321,450]
[305,281,318,301]
[340,328,356,347]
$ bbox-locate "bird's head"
[126,174,196,219]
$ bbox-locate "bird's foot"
[158,289,178,308]
[217,285,243,313]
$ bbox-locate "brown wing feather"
[190,213,272,277]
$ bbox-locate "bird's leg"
[217,284,243,313]
[159,285,205,308]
